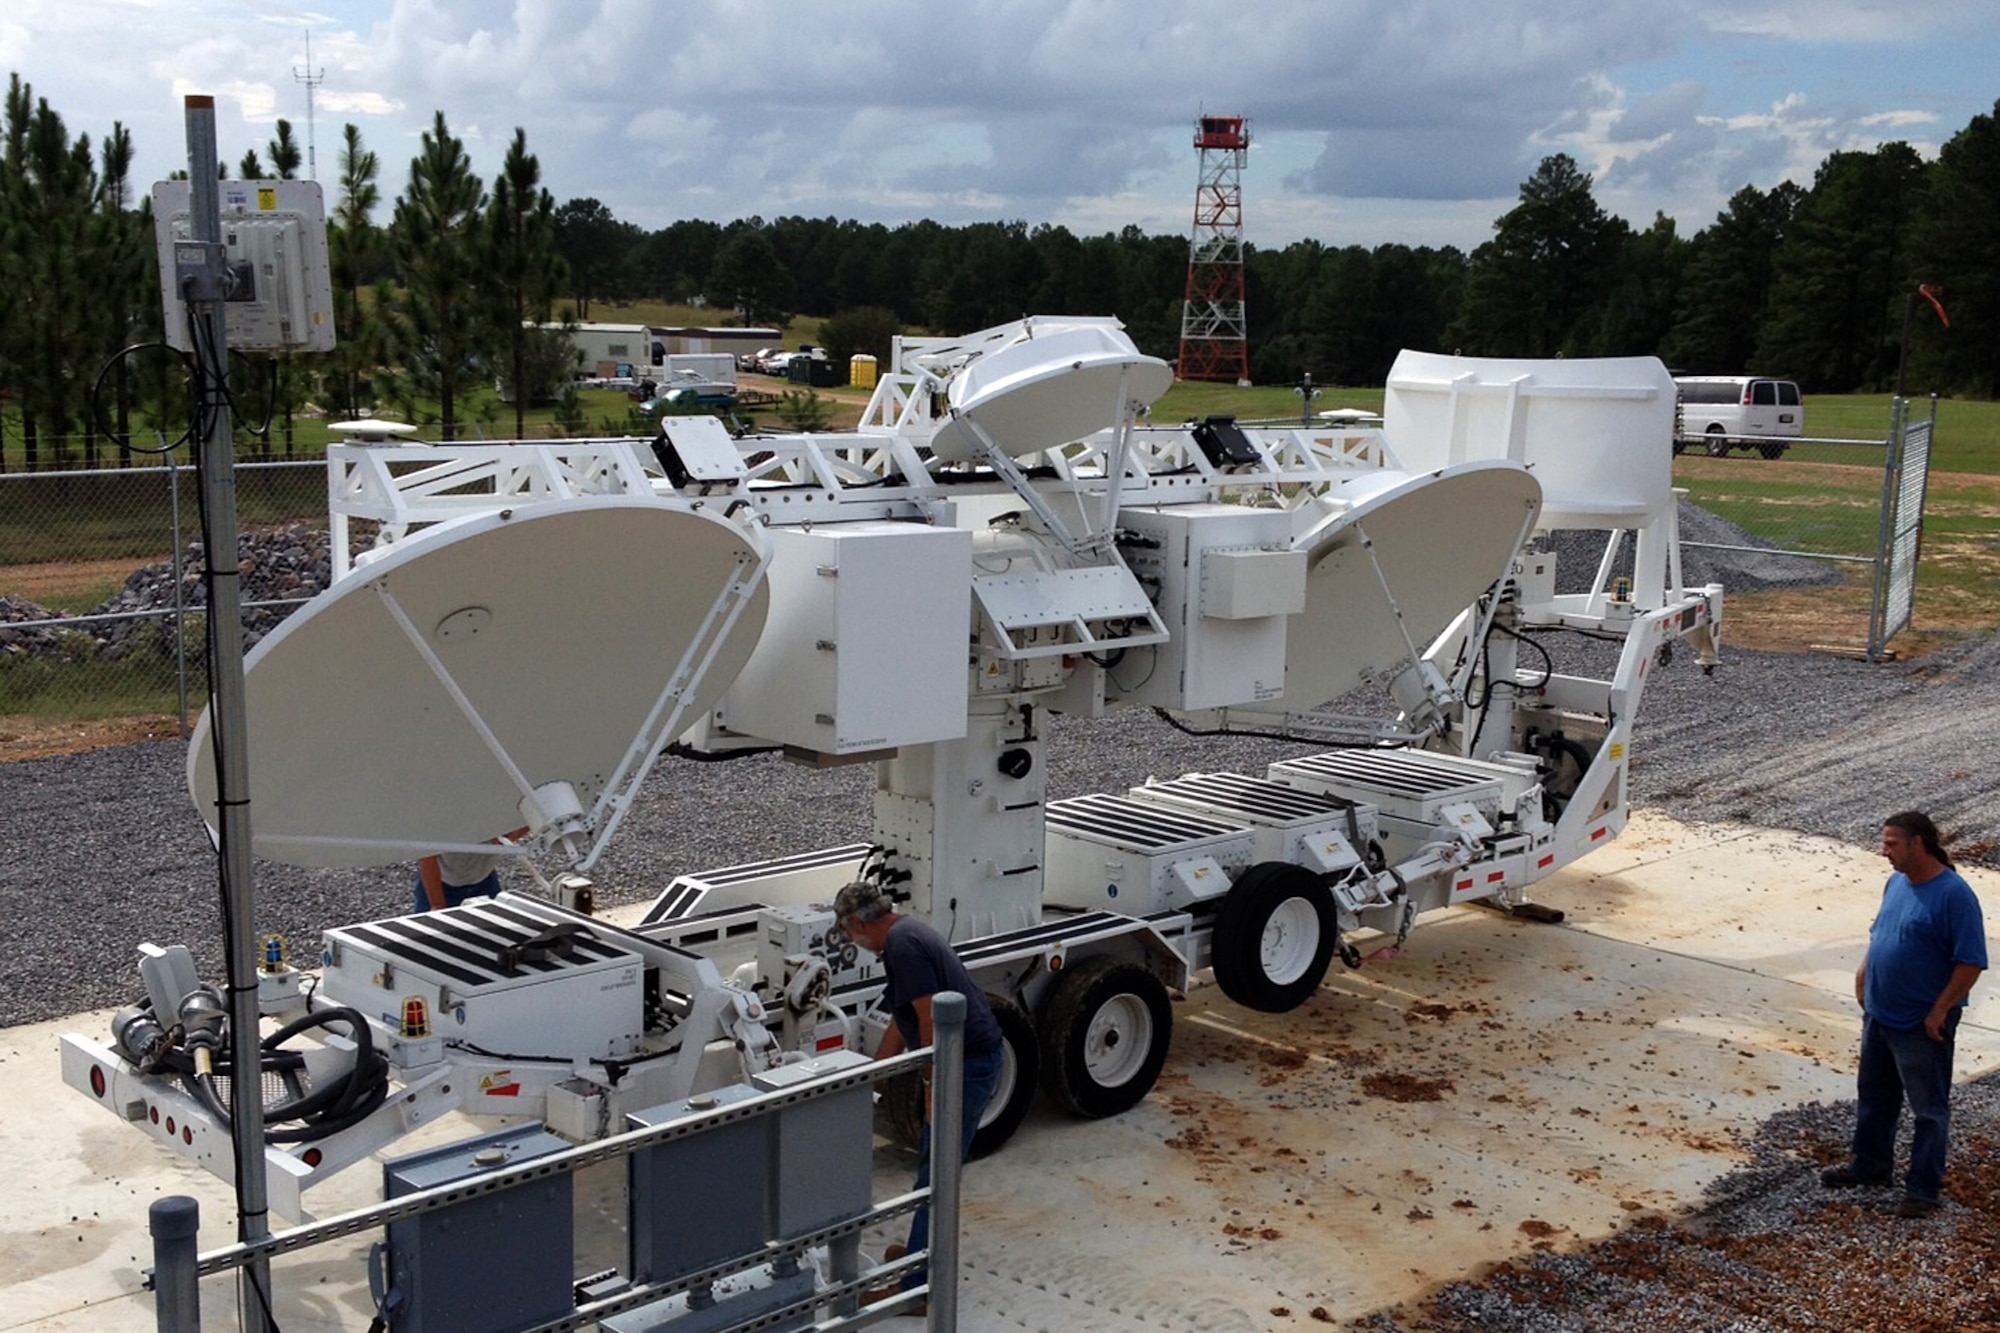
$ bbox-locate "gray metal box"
[382,1124,576,1333]
[753,1052,875,1239]
[627,1083,770,1284]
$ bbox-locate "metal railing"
[147,995,970,1333]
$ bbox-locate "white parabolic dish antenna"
[928,324,1174,464]
[1277,460,1543,709]
[188,497,769,868]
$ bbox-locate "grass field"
[3,352,1994,720]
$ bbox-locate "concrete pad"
[5,811,1995,1331]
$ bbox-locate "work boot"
[1892,1195,1941,1219]
[1819,1163,1891,1188]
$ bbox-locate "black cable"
[663,739,785,763]
[1466,617,1557,709]
[1152,705,1413,750]
[87,341,197,454]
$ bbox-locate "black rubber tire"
[1037,956,1173,1119]
[1671,435,1687,456]
[875,993,1039,1160]
[1210,861,1338,1014]
[877,1062,926,1153]
[1758,442,1788,460]
[970,994,1038,1159]
[1703,425,1731,457]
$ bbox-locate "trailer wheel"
[970,995,1039,1158]
[1038,956,1172,1119]
[1703,425,1731,457]
[1211,862,1337,1013]
[876,993,1040,1159]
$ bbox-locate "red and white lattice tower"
[1177,115,1250,384]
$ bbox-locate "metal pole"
[169,452,190,737]
[928,991,965,1332]
[1893,288,1916,403]
[150,1196,201,1333]
[1867,396,1907,661]
[182,95,275,1333]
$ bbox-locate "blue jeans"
[1852,1011,1959,1202]
[903,1044,1004,1289]
[412,869,501,913]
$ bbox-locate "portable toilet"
[849,354,878,389]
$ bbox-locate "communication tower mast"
[292,31,325,180]
[1177,115,1250,384]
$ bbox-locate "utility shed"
[651,326,781,358]
[538,323,650,376]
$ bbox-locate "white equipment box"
[1127,771,1376,876]
[1109,504,1304,711]
[715,521,973,755]
[1044,793,1255,913]
[1269,749,1531,825]
[320,895,646,1061]
[153,179,336,353]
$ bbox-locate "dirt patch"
[0,713,183,762]
[0,557,160,608]
[1361,1072,1457,1103]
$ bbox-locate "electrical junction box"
[758,902,882,993]
[152,179,336,353]
[714,521,972,755]
[626,1051,870,1283]
[381,1124,576,1333]
[1110,504,1301,711]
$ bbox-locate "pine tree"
[389,111,487,441]
[485,128,568,437]
[1755,144,1926,391]
[329,123,383,418]
[1906,100,2000,397]
[267,119,302,180]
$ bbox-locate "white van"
[1674,376,1804,458]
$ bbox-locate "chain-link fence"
[0,457,328,731]
[1669,399,1934,659]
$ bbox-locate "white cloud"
[2,0,1994,252]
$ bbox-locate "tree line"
[3,71,1996,471]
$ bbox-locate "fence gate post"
[1867,397,1907,660]
[928,991,966,1331]
[150,1195,201,1333]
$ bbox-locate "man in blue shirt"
[834,880,1005,1304]
[1821,811,1987,1217]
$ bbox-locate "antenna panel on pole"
[153,179,336,353]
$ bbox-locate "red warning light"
[401,996,431,1039]
[90,1066,106,1098]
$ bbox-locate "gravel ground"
[1348,1073,2000,1333]
[6,625,1998,1029]
[5,622,2000,1328]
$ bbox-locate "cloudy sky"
[5,0,1996,251]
